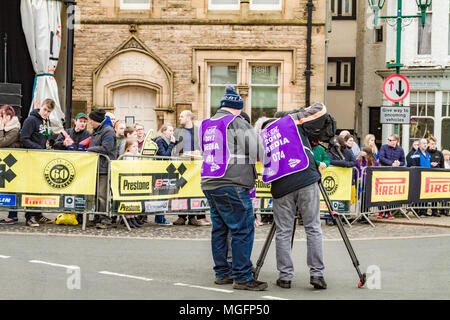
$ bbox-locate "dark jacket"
[155,135,175,157]
[427,148,444,168]
[0,116,21,148]
[270,125,321,199]
[406,148,418,167]
[327,146,356,168]
[53,128,91,151]
[87,117,116,174]
[20,109,50,149]
[378,144,405,166]
[409,150,431,168]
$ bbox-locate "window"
[327,57,355,90]
[331,0,356,20]
[120,0,150,10]
[418,13,432,55]
[375,26,383,43]
[409,91,435,148]
[250,65,279,121]
[208,0,240,10]
[441,92,450,150]
[250,0,282,11]
[208,65,238,116]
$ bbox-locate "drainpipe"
[65,1,76,129]
[324,0,330,105]
[305,0,314,107]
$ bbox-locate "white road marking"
[0,255,10,259]
[98,271,152,282]
[174,282,233,293]
[29,260,79,269]
[261,295,289,300]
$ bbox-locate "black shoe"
[443,211,450,217]
[310,276,327,289]
[233,279,268,291]
[276,279,291,289]
[214,275,233,285]
[431,211,441,217]
[0,218,18,225]
[130,218,141,228]
[26,217,39,227]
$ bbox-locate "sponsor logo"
[144,200,169,213]
[374,178,406,196]
[210,163,220,172]
[264,198,273,209]
[323,171,339,196]
[22,195,60,208]
[120,174,153,196]
[74,196,87,210]
[154,178,178,190]
[171,199,188,211]
[118,202,142,214]
[252,198,261,209]
[190,198,210,210]
[424,177,450,193]
[0,154,17,188]
[64,196,75,209]
[288,158,301,168]
[0,194,16,206]
[44,159,76,189]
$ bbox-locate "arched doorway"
[113,86,157,133]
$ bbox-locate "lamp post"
[368,0,432,134]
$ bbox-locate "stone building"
[72,0,326,132]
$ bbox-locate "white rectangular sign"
[380,106,410,124]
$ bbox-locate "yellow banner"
[255,162,272,197]
[371,170,409,202]
[319,167,353,201]
[0,150,98,195]
[420,171,450,200]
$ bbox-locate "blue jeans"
[203,186,255,283]
[154,215,166,223]
[8,212,17,219]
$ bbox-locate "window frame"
[331,0,356,20]
[119,0,151,10]
[208,0,240,11]
[248,64,281,120]
[327,57,355,90]
[207,63,240,118]
[250,0,282,11]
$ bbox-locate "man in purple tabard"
[256,102,327,290]
[200,85,267,291]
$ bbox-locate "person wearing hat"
[87,108,117,229]
[200,85,268,291]
[53,113,91,151]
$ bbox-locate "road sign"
[383,74,410,103]
[380,106,410,124]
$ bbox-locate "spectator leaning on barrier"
[200,85,268,291]
[134,123,146,153]
[340,130,360,158]
[406,140,419,167]
[114,120,126,157]
[409,138,432,217]
[173,110,210,226]
[87,108,117,229]
[327,136,356,168]
[53,113,91,151]
[20,99,56,227]
[311,138,330,170]
[362,134,379,160]
[427,136,444,169]
[444,149,450,169]
[379,134,405,167]
[155,124,176,157]
[0,105,21,225]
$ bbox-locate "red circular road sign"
[383,74,410,103]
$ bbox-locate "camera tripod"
[252,180,367,288]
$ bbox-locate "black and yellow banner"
[417,168,450,202]
[0,150,98,211]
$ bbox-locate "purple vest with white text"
[200,115,237,178]
[260,115,309,183]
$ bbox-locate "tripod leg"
[253,221,276,280]
[291,216,297,249]
[318,181,366,288]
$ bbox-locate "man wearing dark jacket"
[427,137,445,217]
[379,134,405,167]
[20,99,56,227]
[53,113,91,151]
[87,109,117,228]
[327,136,356,168]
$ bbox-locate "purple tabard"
[200,115,237,178]
[260,115,309,183]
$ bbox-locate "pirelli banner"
[110,160,275,215]
[416,168,450,202]
[0,150,98,212]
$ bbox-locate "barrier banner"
[0,150,98,211]
[319,166,353,213]
[363,167,412,210]
[417,168,450,202]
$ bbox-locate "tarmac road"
[0,232,449,300]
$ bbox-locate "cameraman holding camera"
[256,102,328,290]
